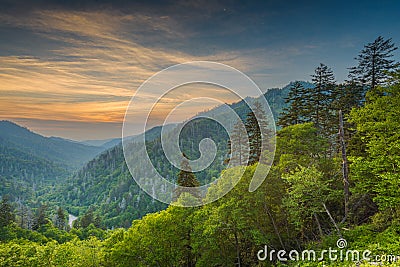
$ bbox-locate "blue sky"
[1,0,399,140]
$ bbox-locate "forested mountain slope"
[55,82,308,228]
[0,121,105,169]
[0,121,108,206]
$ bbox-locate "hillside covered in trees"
[0,121,109,224]
[1,36,400,266]
[24,81,303,229]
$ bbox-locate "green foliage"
[0,120,106,226]
[279,81,312,127]
[245,101,272,165]
[264,81,314,121]
[1,37,399,266]
[175,156,201,200]
[110,206,195,266]
[194,165,288,266]
[276,123,344,242]
[226,120,249,166]
[276,123,328,172]
[283,166,337,237]
[36,223,75,244]
[32,204,48,230]
[54,207,66,230]
[0,144,69,205]
[279,64,338,138]
[56,145,167,228]
[0,79,291,230]
[350,75,400,210]
[0,237,105,267]
[0,196,15,227]
[0,120,104,169]
[309,63,336,133]
[349,36,399,92]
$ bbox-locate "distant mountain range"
[0,81,314,228]
[0,120,111,205]
[79,138,121,149]
[0,121,106,169]
[53,81,313,228]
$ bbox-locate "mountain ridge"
[1,81,312,228]
[52,81,308,227]
[0,120,105,169]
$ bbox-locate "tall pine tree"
[175,154,201,200]
[54,206,66,230]
[310,63,336,133]
[245,101,271,165]
[330,81,364,151]
[279,65,336,137]
[80,207,94,228]
[331,81,364,115]
[349,36,399,94]
[278,81,311,127]
[0,196,14,227]
[32,204,48,230]
[225,120,249,166]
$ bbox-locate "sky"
[1,0,400,140]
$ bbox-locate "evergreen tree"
[330,81,365,150]
[54,207,66,230]
[80,207,94,228]
[94,214,102,229]
[310,63,336,133]
[278,81,311,127]
[245,101,271,165]
[32,204,48,230]
[0,196,15,227]
[349,36,399,93]
[17,204,28,229]
[175,155,201,200]
[225,120,248,166]
[331,82,364,115]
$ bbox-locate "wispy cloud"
[0,9,266,127]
